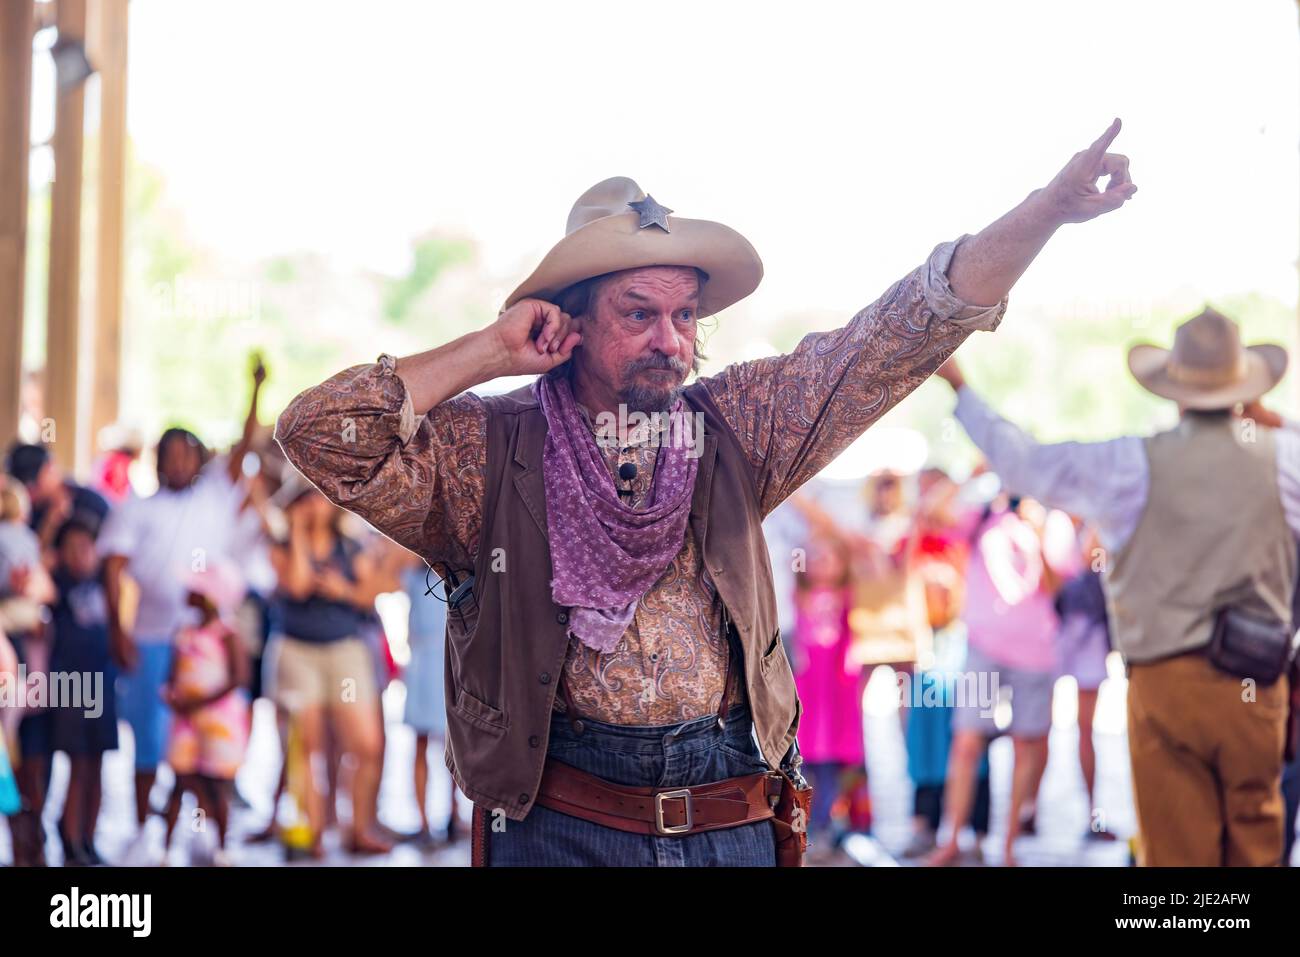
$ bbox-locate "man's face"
[159,437,202,491]
[58,528,97,579]
[575,265,700,414]
[872,473,902,514]
[288,490,336,528]
[32,461,63,503]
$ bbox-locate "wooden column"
[88,0,129,452]
[45,0,88,473]
[0,1,35,450]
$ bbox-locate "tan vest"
[1106,413,1295,663]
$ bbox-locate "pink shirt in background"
[793,585,865,765]
[962,508,1079,673]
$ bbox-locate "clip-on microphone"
[617,461,638,501]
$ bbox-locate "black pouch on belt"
[1206,603,1297,686]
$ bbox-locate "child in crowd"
[1053,523,1116,842]
[0,629,20,820]
[160,562,251,866]
[0,477,50,637]
[791,529,870,857]
[902,483,993,860]
[399,551,460,846]
[48,518,119,865]
[1,477,57,866]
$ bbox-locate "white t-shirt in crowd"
[231,501,276,596]
[0,520,42,598]
[97,458,246,642]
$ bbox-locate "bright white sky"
[39,0,1300,325]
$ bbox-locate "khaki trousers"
[1127,652,1287,866]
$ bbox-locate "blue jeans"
[487,704,778,866]
[116,640,174,770]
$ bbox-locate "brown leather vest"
[442,381,800,820]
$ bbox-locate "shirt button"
[519,793,530,805]
[539,672,551,685]
[556,611,569,625]
[528,735,540,748]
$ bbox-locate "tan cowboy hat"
[1127,307,1287,410]
[501,176,763,318]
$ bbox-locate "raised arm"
[269,513,316,600]
[701,120,1136,518]
[274,298,581,571]
[700,238,1005,516]
[227,353,267,485]
[947,118,1135,306]
[934,359,1148,554]
[394,298,581,415]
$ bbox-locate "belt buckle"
[655,788,693,835]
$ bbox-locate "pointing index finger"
[1086,117,1122,160]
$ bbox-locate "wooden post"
[0,1,35,450]
[88,0,129,454]
[45,0,89,473]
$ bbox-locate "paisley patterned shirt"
[275,237,1006,725]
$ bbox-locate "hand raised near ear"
[489,298,582,375]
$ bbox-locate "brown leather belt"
[532,609,779,839]
[535,758,784,837]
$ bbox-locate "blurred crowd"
[767,460,1296,867]
[2,359,1297,868]
[0,359,459,866]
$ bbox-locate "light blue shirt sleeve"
[1270,418,1300,542]
[952,385,1150,554]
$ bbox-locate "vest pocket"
[451,685,509,735]
[756,629,800,763]
[759,629,788,676]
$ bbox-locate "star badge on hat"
[500,176,764,318]
[627,194,673,232]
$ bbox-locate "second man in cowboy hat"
[935,306,1300,866]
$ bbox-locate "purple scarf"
[533,374,699,654]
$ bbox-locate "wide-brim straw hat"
[501,176,763,319]
[1127,307,1287,410]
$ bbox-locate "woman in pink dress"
[792,531,870,849]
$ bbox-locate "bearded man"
[276,121,1135,865]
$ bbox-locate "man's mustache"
[625,355,688,377]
